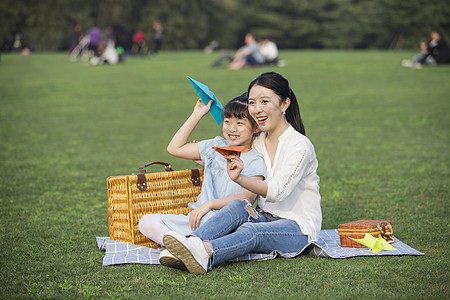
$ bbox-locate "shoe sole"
[163,235,207,275]
[159,255,187,271]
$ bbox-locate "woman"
[161,72,322,274]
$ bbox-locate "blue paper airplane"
[187,76,224,125]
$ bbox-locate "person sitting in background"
[70,26,119,65]
[212,36,281,69]
[132,30,148,55]
[88,27,102,57]
[228,33,265,70]
[259,39,279,64]
[424,30,450,65]
[402,30,450,69]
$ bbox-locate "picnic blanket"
[96,229,423,266]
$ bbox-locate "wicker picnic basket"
[338,220,394,248]
[107,161,203,249]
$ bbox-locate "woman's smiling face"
[248,85,287,134]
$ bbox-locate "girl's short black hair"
[221,93,258,129]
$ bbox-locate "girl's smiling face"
[222,116,256,148]
[248,85,288,134]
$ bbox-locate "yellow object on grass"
[349,233,397,253]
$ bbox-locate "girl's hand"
[226,155,244,182]
[193,98,213,118]
[189,202,211,230]
[192,159,204,167]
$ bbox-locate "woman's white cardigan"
[253,126,322,242]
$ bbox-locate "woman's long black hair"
[247,72,305,135]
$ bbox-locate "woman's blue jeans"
[191,199,309,267]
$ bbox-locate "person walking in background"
[152,20,163,58]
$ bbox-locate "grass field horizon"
[1,50,449,299]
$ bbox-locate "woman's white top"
[252,125,322,242]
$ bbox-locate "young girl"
[161,72,322,274]
[138,95,266,247]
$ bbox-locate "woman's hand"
[193,98,213,118]
[189,202,211,230]
[226,154,244,182]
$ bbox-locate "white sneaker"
[163,231,210,274]
[402,59,413,67]
[159,249,187,271]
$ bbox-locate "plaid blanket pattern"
[96,229,423,266]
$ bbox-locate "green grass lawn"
[0,50,449,299]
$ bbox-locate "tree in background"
[1,0,449,51]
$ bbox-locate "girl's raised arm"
[167,99,212,160]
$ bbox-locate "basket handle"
[377,223,393,236]
[136,162,174,191]
[139,161,174,173]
